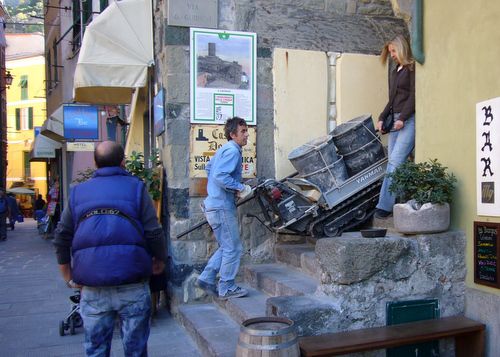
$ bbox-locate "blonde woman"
[374,35,415,218]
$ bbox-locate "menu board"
[474,222,500,288]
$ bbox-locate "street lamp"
[1,71,13,92]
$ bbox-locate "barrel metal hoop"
[238,337,298,351]
[240,317,296,336]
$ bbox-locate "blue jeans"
[199,208,242,296]
[80,282,151,357]
[376,114,415,212]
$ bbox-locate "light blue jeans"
[80,281,151,357]
[199,208,242,296]
[376,114,415,212]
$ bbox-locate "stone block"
[326,0,348,14]
[164,25,189,46]
[165,45,190,74]
[171,239,208,264]
[166,103,189,120]
[164,145,189,187]
[266,295,339,336]
[316,235,415,284]
[250,238,275,264]
[257,84,273,110]
[166,73,190,103]
[301,251,321,279]
[168,187,189,219]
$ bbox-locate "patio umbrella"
[7,187,35,195]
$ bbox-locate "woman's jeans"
[376,114,415,212]
[80,281,151,357]
[199,208,242,296]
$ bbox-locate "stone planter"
[393,202,450,234]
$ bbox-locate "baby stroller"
[59,290,83,336]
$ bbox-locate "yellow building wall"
[6,56,48,198]
[417,1,500,292]
[336,53,388,125]
[273,48,328,178]
[125,87,146,157]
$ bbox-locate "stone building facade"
[153,0,408,304]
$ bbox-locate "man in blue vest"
[54,141,166,356]
[197,117,252,300]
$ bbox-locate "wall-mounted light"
[0,71,13,92]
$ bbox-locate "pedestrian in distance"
[197,117,253,300]
[0,190,9,241]
[34,194,46,211]
[6,193,20,230]
[54,141,167,357]
[374,34,416,219]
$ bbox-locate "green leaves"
[125,150,162,201]
[388,159,457,205]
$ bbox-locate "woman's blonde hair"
[381,35,414,68]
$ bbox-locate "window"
[23,151,31,178]
[100,0,108,12]
[19,75,28,100]
[15,107,33,130]
[46,50,52,91]
[72,0,93,52]
[53,39,59,83]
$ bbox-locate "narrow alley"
[0,220,200,356]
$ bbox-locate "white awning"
[73,0,154,105]
[41,105,64,141]
[29,133,62,162]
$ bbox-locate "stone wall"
[154,0,408,303]
[269,231,466,337]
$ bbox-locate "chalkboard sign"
[474,221,500,288]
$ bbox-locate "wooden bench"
[299,315,485,357]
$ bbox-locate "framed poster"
[63,104,99,140]
[190,28,256,125]
[477,97,500,216]
[154,89,165,136]
[474,221,500,288]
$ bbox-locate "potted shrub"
[388,159,457,234]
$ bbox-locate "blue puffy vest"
[70,166,152,286]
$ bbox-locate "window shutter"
[15,108,20,130]
[28,107,33,129]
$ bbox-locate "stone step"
[274,243,321,279]
[243,263,318,296]
[178,303,239,357]
[213,284,268,324]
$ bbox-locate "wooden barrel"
[236,317,300,357]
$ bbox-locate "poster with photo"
[190,28,256,125]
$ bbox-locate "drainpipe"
[411,0,425,64]
[327,52,341,133]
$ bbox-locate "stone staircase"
[177,242,319,357]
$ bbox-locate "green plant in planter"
[388,159,457,206]
[125,150,162,201]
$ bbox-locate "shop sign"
[67,142,95,152]
[168,0,217,28]
[63,104,99,140]
[477,97,500,216]
[190,124,256,178]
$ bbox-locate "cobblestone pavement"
[0,219,200,356]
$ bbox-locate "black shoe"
[196,279,218,296]
[374,209,392,219]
